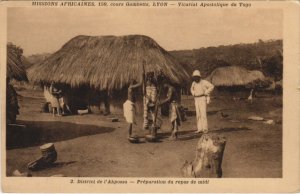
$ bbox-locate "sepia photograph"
[4,6,285,179]
[1,1,299,192]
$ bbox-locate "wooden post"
[181,134,226,178]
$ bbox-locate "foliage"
[170,39,283,79]
[261,53,283,82]
[25,53,51,69]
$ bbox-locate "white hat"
[192,70,201,77]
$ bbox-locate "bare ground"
[6,88,282,177]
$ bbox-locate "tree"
[261,54,283,82]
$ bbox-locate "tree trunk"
[181,134,226,178]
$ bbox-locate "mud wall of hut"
[54,84,183,115]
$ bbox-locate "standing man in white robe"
[190,70,214,133]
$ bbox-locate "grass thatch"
[28,35,190,90]
[7,43,28,82]
[206,66,265,87]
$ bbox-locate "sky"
[7,7,282,56]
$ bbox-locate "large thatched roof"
[7,43,28,82]
[28,35,190,90]
[206,66,265,87]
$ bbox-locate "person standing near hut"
[143,72,160,130]
[123,80,142,139]
[59,90,72,115]
[49,81,62,117]
[159,82,181,140]
[43,84,52,104]
[190,70,214,133]
[99,90,111,116]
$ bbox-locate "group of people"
[42,69,214,141]
[44,81,71,117]
[123,69,214,141]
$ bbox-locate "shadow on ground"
[157,127,252,141]
[6,120,115,149]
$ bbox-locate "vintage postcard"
[0,0,299,193]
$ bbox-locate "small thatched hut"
[6,43,28,124]
[7,43,28,82]
[205,66,267,97]
[28,35,190,113]
[206,66,265,87]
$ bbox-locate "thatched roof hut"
[6,43,27,124]
[7,43,28,82]
[206,66,265,87]
[28,35,190,90]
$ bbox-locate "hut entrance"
[42,84,111,115]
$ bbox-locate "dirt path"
[6,88,282,177]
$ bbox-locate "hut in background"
[206,66,265,87]
[6,43,28,123]
[206,66,266,97]
[28,35,190,113]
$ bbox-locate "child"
[50,81,62,117]
[159,82,181,140]
[123,80,142,139]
